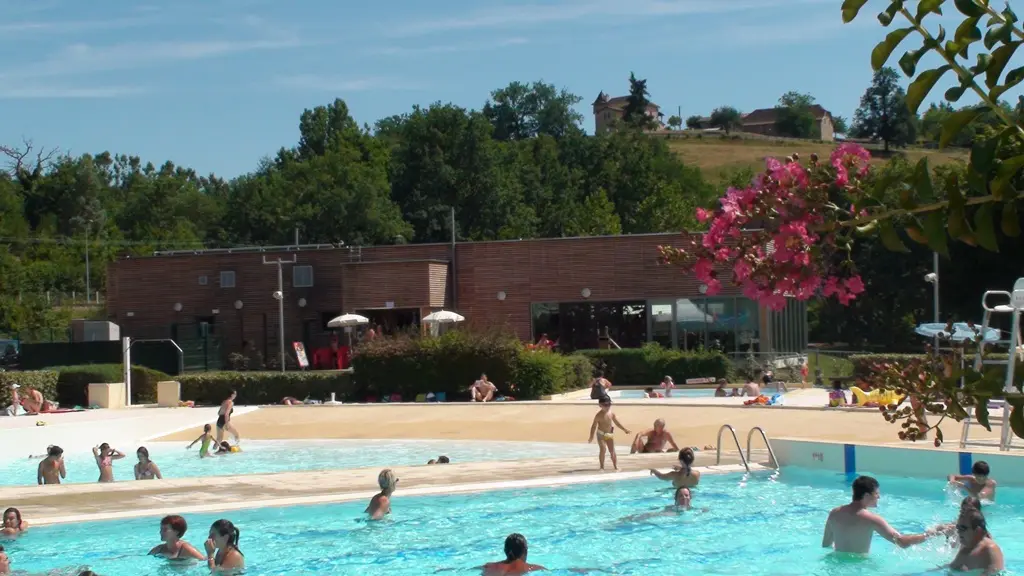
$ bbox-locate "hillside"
[663,132,969,183]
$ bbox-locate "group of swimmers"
[823,462,1003,574]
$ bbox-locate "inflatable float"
[849,386,903,407]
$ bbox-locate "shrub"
[50,364,170,406]
[849,354,926,379]
[351,330,590,400]
[0,370,59,407]
[580,344,732,386]
[178,371,355,405]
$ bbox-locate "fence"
[727,349,870,383]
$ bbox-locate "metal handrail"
[981,290,1012,311]
[715,424,750,472]
[746,426,779,469]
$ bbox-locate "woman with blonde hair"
[366,469,398,520]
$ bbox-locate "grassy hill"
[662,132,968,184]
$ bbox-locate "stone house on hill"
[740,105,835,141]
[592,92,663,133]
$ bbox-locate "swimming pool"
[609,388,717,399]
[5,467,1021,574]
[0,439,594,486]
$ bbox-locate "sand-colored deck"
[0,451,764,525]
[156,399,1003,449]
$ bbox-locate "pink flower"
[696,207,710,223]
[844,275,865,294]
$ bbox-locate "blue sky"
[0,0,1011,178]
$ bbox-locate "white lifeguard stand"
[959,278,1024,451]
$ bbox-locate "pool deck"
[0,450,767,526]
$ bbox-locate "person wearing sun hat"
[3,384,25,417]
[366,469,398,520]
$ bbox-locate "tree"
[667,115,682,130]
[833,115,850,135]
[774,91,817,139]
[851,67,917,151]
[622,72,657,130]
[482,81,584,141]
[685,115,702,129]
[709,106,743,134]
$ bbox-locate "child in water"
[187,424,214,457]
[588,397,631,470]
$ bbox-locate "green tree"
[482,81,584,140]
[667,115,682,130]
[833,115,850,134]
[851,67,917,151]
[685,115,702,129]
[622,73,657,130]
[709,106,743,134]
[774,91,817,138]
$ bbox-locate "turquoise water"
[3,467,1021,575]
[0,439,594,486]
[611,388,717,399]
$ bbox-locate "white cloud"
[274,75,423,92]
[0,85,146,99]
[385,0,832,37]
[704,12,873,48]
[366,37,528,56]
[0,16,154,35]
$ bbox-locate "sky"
[0,0,1012,179]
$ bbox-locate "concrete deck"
[2,450,766,526]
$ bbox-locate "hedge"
[49,364,170,407]
[352,330,592,400]
[178,371,355,405]
[580,344,732,386]
[0,370,59,407]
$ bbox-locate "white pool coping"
[28,463,768,527]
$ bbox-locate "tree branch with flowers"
[659,0,1024,444]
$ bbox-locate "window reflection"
[676,298,707,351]
[651,303,673,348]
[531,301,647,352]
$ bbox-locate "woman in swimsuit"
[36,445,66,485]
[650,447,701,488]
[134,446,163,480]
[366,469,398,520]
[92,442,125,483]
[216,390,240,445]
[187,424,214,457]
[205,519,244,573]
[149,515,205,561]
[1,508,27,535]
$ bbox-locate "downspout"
[450,206,458,312]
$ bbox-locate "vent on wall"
[198,275,208,285]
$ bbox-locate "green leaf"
[878,0,903,25]
[955,16,983,43]
[972,52,993,75]
[1004,5,1019,24]
[944,85,968,102]
[1010,404,1024,440]
[993,65,1024,99]
[899,48,928,76]
[940,108,982,148]
[975,400,991,429]
[992,155,1024,199]
[923,211,950,256]
[954,0,986,17]
[842,0,871,22]
[1001,201,1021,237]
[973,204,1000,252]
[879,219,911,252]
[916,0,944,21]
[984,24,1012,50]
[986,41,1022,88]
[906,66,951,113]
[971,131,1003,175]
[914,157,935,199]
[873,28,915,70]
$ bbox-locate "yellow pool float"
[849,386,904,406]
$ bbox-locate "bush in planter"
[51,364,170,406]
[0,370,59,406]
[513,350,592,398]
[580,344,731,386]
[178,371,355,405]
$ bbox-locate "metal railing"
[715,424,750,472]
[746,426,778,469]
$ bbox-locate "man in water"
[630,418,679,454]
[946,510,1004,575]
[0,544,10,575]
[481,533,545,575]
[822,475,936,554]
[948,460,997,500]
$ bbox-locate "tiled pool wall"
[773,438,1024,485]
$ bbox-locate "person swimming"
[134,446,163,480]
[948,461,997,501]
[188,424,214,457]
[620,487,708,522]
[366,469,397,520]
[149,515,205,561]
[821,475,936,554]
[205,519,244,572]
[588,397,630,471]
[37,444,65,485]
[0,508,27,536]
[92,442,125,483]
[945,509,1004,574]
[481,533,546,575]
[650,447,700,488]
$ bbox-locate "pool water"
[4,467,1022,575]
[610,388,717,398]
[0,439,594,486]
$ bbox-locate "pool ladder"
[715,424,779,472]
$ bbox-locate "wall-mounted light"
[173,302,183,312]
[298,298,307,308]
[234,300,244,310]
[698,284,708,295]
[581,288,592,299]
[497,291,507,301]
[212,309,220,315]
[126,311,135,317]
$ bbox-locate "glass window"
[219,271,235,288]
[650,302,673,349]
[531,303,560,345]
[293,265,314,288]
[676,298,707,351]
[735,299,760,354]
[703,297,736,354]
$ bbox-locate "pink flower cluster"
[660,144,873,311]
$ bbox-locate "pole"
[932,252,940,323]
[450,206,458,312]
[263,255,297,372]
[85,225,91,303]
[122,337,131,407]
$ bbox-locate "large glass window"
[675,298,707,350]
[530,301,647,352]
[531,303,560,344]
[735,298,760,354]
[650,302,673,348]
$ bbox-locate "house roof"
[741,104,832,126]
[593,92,660,111]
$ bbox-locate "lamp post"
[263,255,297,372]
[925,252,940,354]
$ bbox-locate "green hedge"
[352,330,592,400]
[178,371,355,405]
[0,370,59,407]
[849,354,926,379]
[580,344,732,386]
[49,364,170,407]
